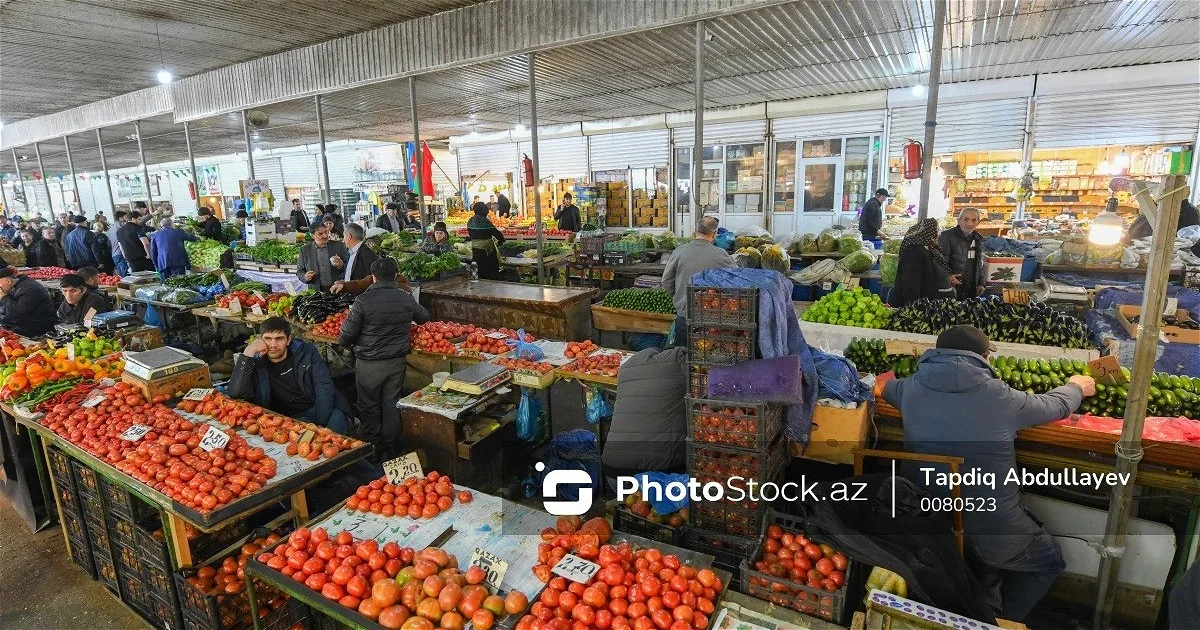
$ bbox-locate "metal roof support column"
[96,130,116,215]
[135,120,155,210]
[184,121,200,213]
[528,52,545,285]
[1092,175,1189,630]
[693,20,705,229]
[916,0,946,222]
[409,77,427,226]
[1015,96,1036,221]
[0,170,10,218]
[315,96,331,205]
[34,142,53,215]
[1190,123,1200,206]
[241,111,256,183]
[64,136,77,210]
[11,150,28,214]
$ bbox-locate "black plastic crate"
[142,558,178,606]
[739,509,861,625]
[687,286,758,327]
[306,608,348,630]
[71,460,100,495]
[683,527,755,591]
[580,233,620,255]
[101,476,136,519]
[47,446,75,486]
[94,550,120,597]
[62,507,88,541]
[686,439,788,538]
[68,533,97,579]
[263,597,311,630]
[145,592,183,630]
[113,538,142,577]
[109,512,138,548]
[176,569,254,630]
[687,399,782,452]
[121,569,150,615]
[613,505,685,546]
[688,363,709,399]
[688,326,758,365]
[80,487,106,529]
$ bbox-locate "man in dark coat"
[64,215,106,270]
[198,207,225,241]
[338,257,429,462]
[553,192,582,232]
[496,193,512,218]
[0,268,56,337]
[882,325,1096,622]
[289,199,310,234]
[340,223,377,284]
[602,347,688,474]
[28,227,67,268]
[228,317,351,433]
[56,273,110,325]
[296,223,350,292]
[859,188,887,240]
[375,203,404,233]
[938,207,986,298]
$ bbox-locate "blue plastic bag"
[541,429,599,502]
[505,329,544,360]
[625,472,690,514]
[585,385,613,424]
[516,389,543,441]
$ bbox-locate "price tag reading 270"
[119,424,152,442]
[552,554,600,584]
[198,424,231,452]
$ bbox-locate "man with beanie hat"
[882,324,1097,622]
[57,273,109,325]
[64,215,106,270]
[0,268,56,337]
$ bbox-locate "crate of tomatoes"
[175,526,294,630]
[739,509,859,624]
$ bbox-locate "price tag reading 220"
[119,424,152,442]
[552,554,600,584]
[469,548,509,590]
[383,452,424,485]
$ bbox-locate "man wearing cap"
[57,274,110,325]
[117,211,153,272]
[859,188,888,241]
[64,215,107,270]
[0,268,56,337]
[881,324,1096,622]
[234,209,249,240]
[376,203,404,234]
[149,218,199,279]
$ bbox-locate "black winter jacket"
[227,338,352,426]
[26,239,66,268]
[201,216,225,241]
[0,275,56,337]
[937,226,985,296]
[889,245,952,307]
[602,348,688,473]
[337,281,430,360]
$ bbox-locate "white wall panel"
[772,110,885,139]
[589,130,670,171]
[889,99,1026,155]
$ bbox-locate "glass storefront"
[773,134,883,233]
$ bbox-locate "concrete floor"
[0,499,147,630]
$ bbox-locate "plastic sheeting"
[1087,287,1200,377]
[1052,414,1200,444]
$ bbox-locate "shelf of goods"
[420,279,598,342]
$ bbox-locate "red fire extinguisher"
[188,181,197,200]
[902,140,923,180]
[521,154,534,187]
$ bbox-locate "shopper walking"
[890,218,954,307]
[939,207,987,299]
[338,257,430,462]
[296,224,349,292]
[882,325,1095,622]
[496,192,512,218]
[117,211,154,273]
[467,202,506,280]
[661,216,734,346]
[107,211,127,276]
[554,192,582,233]
[89,222,115,275]
[859,188,888,240]
[64,215,106,270]
[376,203,404,233]
[341,223,378,283]
[149,218,199,278]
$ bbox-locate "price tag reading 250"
[119,424,152,442]
[198,424,231,452]
[552,554,600,584]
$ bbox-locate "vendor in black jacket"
[859,188,888,240]
[0,268,56,338]
[938,207,986,299]
[338,257,430,462]
[56,274,110,325]
[198,207,225,241]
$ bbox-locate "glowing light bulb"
[911,84,927,97]
[157,69,173,84]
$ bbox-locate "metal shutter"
[428,147,459,190]
[772,110,885,139]
[219,161,249,195]
[1033,85,1200,149]
[672,120,768,146]
[889,99,1027,155]
[518,136,588,178]
[457,144,517,177]
[326,149,360,188]
[252,157,285,193]
[589,130,670,171]
[281,154,319,188]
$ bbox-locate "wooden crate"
[590,304,675,335]
[122,364,211,400]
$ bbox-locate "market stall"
[421,279,598,341]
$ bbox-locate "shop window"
[803,139,842,158]
[774,141,797,213]
[593,169,629,228]
[725,143,766,213]
[843,137,873,214]
[802,163,837,213]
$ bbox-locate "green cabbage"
[838,234,864,254]
[880,253,899,285]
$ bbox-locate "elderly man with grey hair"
[661,216,734,346]
[938,207,986,298]
[340,223,379,283]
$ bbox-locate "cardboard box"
[635,198,651,208]
[635,216,652,227]
[1117,305,1200,345]
[652,198,667,209]
[652,216,668,227]
[799,402,870,464]
[122,364,211,400]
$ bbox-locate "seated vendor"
[602,347,688,477]
[881,325,1096,622]
[75,267,114,312]
[227,317,353,435]
[57,274,110,326]
[0,267,56,338]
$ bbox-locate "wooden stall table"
[421,279,598,341]
[591,304,675,335]
[12,400,372,569]
[397,385,519,493]
[501,252,571,285]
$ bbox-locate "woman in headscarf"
[467,204,505,280]
[419,221,454,256]
[889,218,955,307]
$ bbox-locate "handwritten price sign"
[469,548,509,590]
[552,554,600,584]
[81,390,106,408]
[119,424,152,442]
[198,425,231,452]
[183,388,213,402]
[383,452,424,485]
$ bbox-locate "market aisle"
[0,500,147,630]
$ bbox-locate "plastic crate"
[263,597,311,630]
[121,569,150,615]
[113,538,142,577]
[688,364,709,399]
[613,505,685,546]
[62,507,88,541]
[109,512,138,548]
[145,592,183,630]
[604,239,647,255]
[47,446,75,485]
[176,569,254,630]
[68,533,97,579]
[306,608,349,630]
[687,399,782,452]
[101,476,136,519]
[71,460,100,495]
[739,510,860,625]
[94,551,120,597]
[580,233,620,254]
[683,527,755,591]
[687,326,758,365]
[686,440,788,538]
[687,286,758,327]
[80,487,106,530]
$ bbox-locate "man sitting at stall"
[338,257,429,463]
[75,267,114,312]
[57,273,110,326]
[882,325,1096,622]
[0,267,56,338]
[661,216,734,346]
[228,317,352,435]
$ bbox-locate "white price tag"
[183,388,213,401]
[66,342,75,361]
[120,424,152,442]
[551,554,601,584]
[469,548,509,589]
[83,308,98,328]
[486,332,508,340]
[822,281,832,291]
[253,290,266,302]
[81,390,106,408]
[251,304,263,316]
[198,424,231,452]
[382,452,424,485]
[229,298,242,314]
[219,273,231,289]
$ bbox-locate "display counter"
[421,279,598,341]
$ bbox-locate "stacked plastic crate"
[683,286,788,587]
[46,447,96,579]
